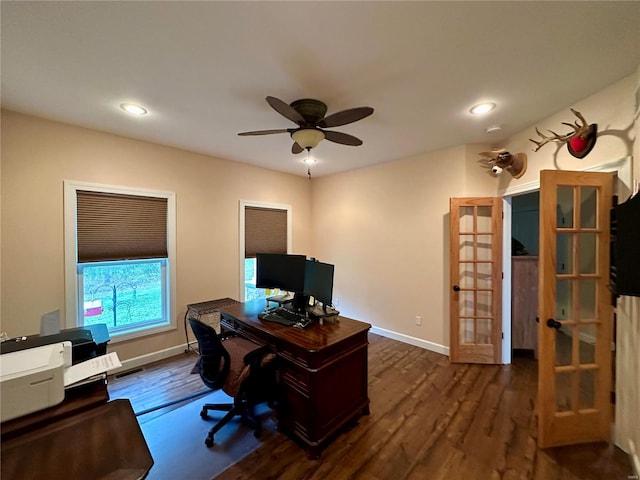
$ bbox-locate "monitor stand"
[291,292,310,314]
[266,294,293,310]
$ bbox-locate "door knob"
[453,285,460,292]
[546,318,562,330]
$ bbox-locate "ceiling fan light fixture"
[291,128,325,149]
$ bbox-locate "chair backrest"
[188,317,230,390]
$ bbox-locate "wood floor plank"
[107,333,634,480]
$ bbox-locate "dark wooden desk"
[1,380,153,480]
[219,300,371,459]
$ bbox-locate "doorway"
[511,191,539,359]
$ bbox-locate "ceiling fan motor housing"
[290,99,327,125]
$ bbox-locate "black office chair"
[188,317,276,447]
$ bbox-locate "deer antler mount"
[529,108,597,158]
[479,149,527,179]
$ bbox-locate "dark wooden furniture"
[1,380,153,480]
[511,256,538,357]
[219,300,371,459]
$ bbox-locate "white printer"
[0,341,72,422]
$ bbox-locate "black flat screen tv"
[304,260,334,311]
[613,195,640,297]
[255,253,306,294]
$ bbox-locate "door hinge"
[501,332,504,339]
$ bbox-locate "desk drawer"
[279,363,309,395]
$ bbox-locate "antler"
[529,108,590,152]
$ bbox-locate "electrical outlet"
[415,315,422,326]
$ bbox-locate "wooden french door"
[449,197,503,364]
[538,170,614,448]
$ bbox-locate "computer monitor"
[304,260,334,312]
[256,253,307,298]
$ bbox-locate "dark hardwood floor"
[107,333,633,480]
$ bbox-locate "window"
[239,201,291,302]
[64,181,176,341]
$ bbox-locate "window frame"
[64,180,177,342]
[238,200,292,302]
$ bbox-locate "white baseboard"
[111,342,193,375]
[113,329,449,376]
[628,439,640,478]
[369,326,449,356]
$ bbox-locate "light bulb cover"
[291,129,325,149]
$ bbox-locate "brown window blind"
[77,190,168,263]
[244,206,287,258]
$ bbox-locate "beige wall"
[1,69,638,462]
[615,64,640,472]
[310,145,467,349]
[0,110,312,361]
[311,70,639,459]
[502,70,639,464]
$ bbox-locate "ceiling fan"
[238,96,374,154]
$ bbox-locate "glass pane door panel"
[476,262,492,289]
[459,235,474,260]
[460,318,474,344]
[556,279,572,320]
[556,233,573,274]
[578,233,597,274]
[477,290,492,316]
[555,371,573,412]
[459,263,475,288]
[476,206,492,232]
[477,235,493,261]
[580,186,597,228]
[579,326,596,364]
[557,186,574,228]
[459,291,474,315]
[555,328,573,366]
[578,279,597,320]
[459,207,474,232]
[579,369,596,409]
[477,319,491,344]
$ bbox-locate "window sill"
[106,322,176,344]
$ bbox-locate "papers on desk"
[63,352,122,387]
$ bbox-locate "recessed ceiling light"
[120,103,148,116]
[469,102,496,115]
[486,124,502,134]
[302,157,317,165]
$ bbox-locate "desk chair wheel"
[200,408,209,419]
[205,434,214,448]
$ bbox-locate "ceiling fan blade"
[323,130,363,146]
[238,129,289,136]
[266,96,305,125]
[318,106,374,128]
[292,142,304,154]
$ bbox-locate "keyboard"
[258,308,312,328]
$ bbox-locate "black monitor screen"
[256,254,306,293]
[304,260,334,307]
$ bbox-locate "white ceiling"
[2,1,639,177]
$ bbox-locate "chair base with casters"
[188,316,276,448]
[199,398,262,447]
